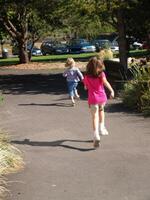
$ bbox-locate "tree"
[54,0,114,40]
[59,0,146,72]
[57,0,128,70]
[125,0,150,42]
[0,0,33,63]
[0,0,61,63]
[0,22,8,57]
[27,11,51,60]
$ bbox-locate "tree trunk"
[18,40,29,63]
[0,42,4,57]
[117,9,128,73]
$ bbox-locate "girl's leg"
[67,82,75,105]
[75,89,80,98]
[70,96,75,105]
[99,105,108,135]
[90,105,100,147]
[73,83,80,98]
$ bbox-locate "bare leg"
[99,108,108,135]
[90,106,100,147]
[70,96,75,105]
[75,89,80,98]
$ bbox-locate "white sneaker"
[93,139,100,148]
[100,127,109,136]
[93,132,100,148]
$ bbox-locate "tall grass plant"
[122,65,150,116]
[0,131,24,198]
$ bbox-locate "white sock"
[94,130,100,140]
[100,123,104,131]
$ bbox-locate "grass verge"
[0,50,149,67]
[0,53,96,66]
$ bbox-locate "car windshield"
[54,44,66,48]
[70,39,89,45]
[98,40,110,45]
[81,42,91,46]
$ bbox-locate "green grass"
[0,50,149,67]
[128,49,150,57]
[0,53,96,66]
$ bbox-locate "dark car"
[31,47,42,56]
[52,43,70,54]
[40,41,54,55]
[41,41,69,55]
[12,44,42,56]
[92,39,112,52]
[69,39,96,53]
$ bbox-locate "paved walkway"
[0,69,150,200]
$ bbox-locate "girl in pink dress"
[83,57,114,148]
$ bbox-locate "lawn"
[0,52,96,66]
[0,50,149,67]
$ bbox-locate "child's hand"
[110,91,114,99]
[84,86,87,90]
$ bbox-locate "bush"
[121,65,150,116]
[97,48,113,60]
[0,131,24,198]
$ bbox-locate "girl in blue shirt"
[63,58,84,106]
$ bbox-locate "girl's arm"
[63,69,68,77]
[83,76,88,90]
[103,77,114,98]
[77,69,84,80]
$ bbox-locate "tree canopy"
[0,0,149,66]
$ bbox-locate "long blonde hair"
[65,58,75,67]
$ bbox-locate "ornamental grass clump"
[122,65,150,116]
[97,48,113,61]
[0,131,24,198]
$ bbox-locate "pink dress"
[83,72,107,105]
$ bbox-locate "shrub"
[121,65,150,116]
[97,48,113,60]
[0,131,24,198]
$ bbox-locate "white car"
[111,45,119,52]
[132,42,143,49]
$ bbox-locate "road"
[0,69,150,200]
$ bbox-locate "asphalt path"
[0,69,150,200]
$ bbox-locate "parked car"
[40,41,55,55]
[132,41,143,50]
[41,41,69,55]
[31,47,42,56]
[110,39,119,52]
[69,39,96,53]
[51,43,70,54]
[12,44,42,56]
[110,44,119,52]
[92,39,111,52]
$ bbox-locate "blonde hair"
[65,58,75,67]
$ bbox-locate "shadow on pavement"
[18,103,74,107]
[11,138,95,152]
[0,72,87,99]
[105,101,141,115]
[0,71,137,114]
